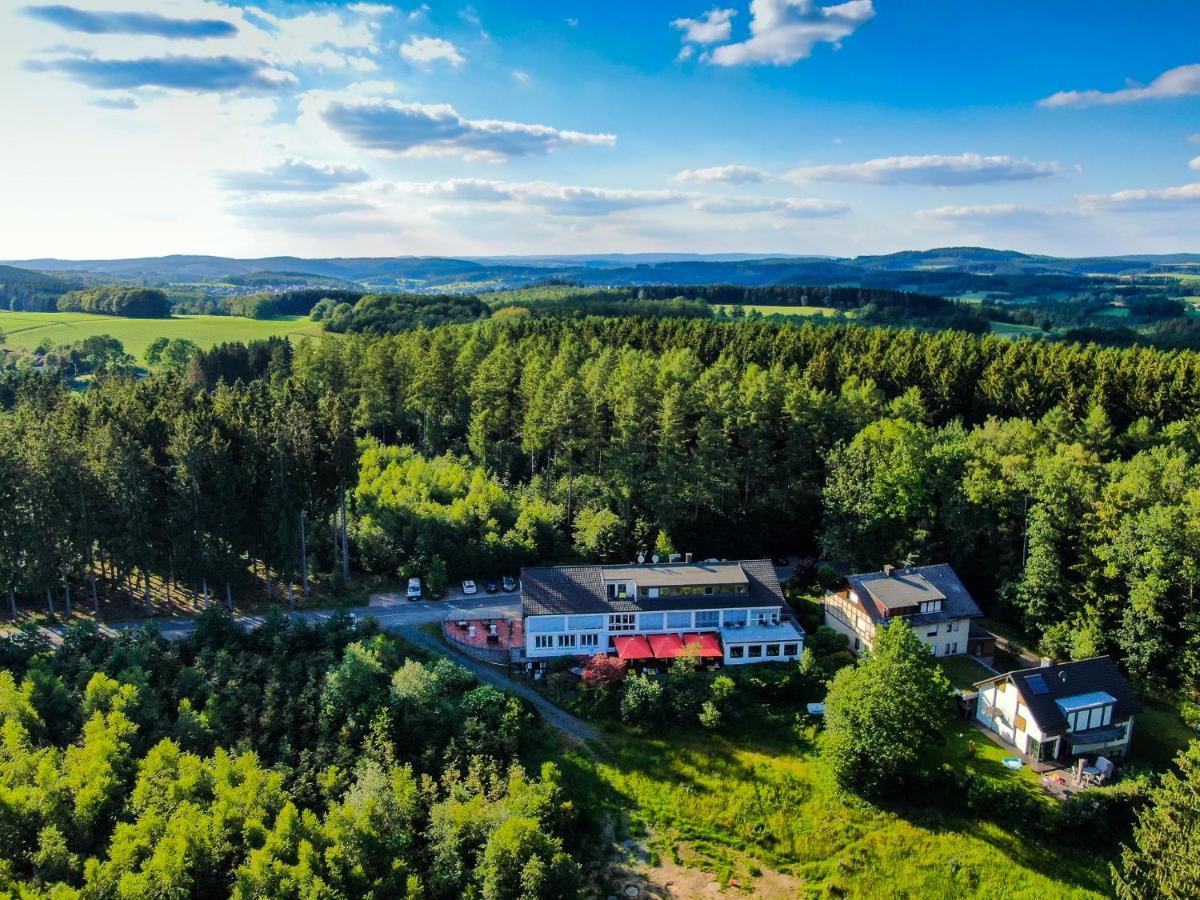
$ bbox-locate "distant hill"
[0,264,79,312]
[4,247,1199,293]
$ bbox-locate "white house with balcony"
[974,656,1142,762]
[824,563,982,657]
[519,559,804,667]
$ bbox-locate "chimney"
[1039,657,1053,668]
[883,564,895,578]
[684,552,692,564]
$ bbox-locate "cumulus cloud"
[1191,157,1200,171]
[691,0,875,67]
[320,99,616,161]
[400,36,464,67]
[673,164,769,184]
[218,159,370,192]
[1080,183,1200,213]
[402,178,687,216]
[788,153,1060,186]
[1040,63,1200,109]
[26,55,297,92]
[693,195,848,217]
[22,4,237,38]
[672,8,736,44]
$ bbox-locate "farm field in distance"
[0,311,325,358]
[729,304,839,317]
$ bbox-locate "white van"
[406,577,422,600]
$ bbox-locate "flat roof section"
[601,562,748,587]
[862,573,946,610]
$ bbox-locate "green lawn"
[549,721,1110,898]
[937,655,998,692]
[0,311,327,360]
[1130,693,1198,771]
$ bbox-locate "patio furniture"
[1002,757,1023,770]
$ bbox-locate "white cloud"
[401,178,687,216]
[788,153,1061,186]
[400,36,464,68]
[673,164,769,184]
[1191,156,1200,171]
[1040,63,1200,108]
[916,203,1064,224]
[697,0,875,67]
[227,197,376,219]
[1080,183,1200,213]
[672,8,736,44]
[317,97,616,161]
[693,195,848,217]
[512,69,531,84]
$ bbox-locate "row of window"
[1067,704,1113,733]
[925,620,962,637]
[533,633,601,650]
[727,642,800,659]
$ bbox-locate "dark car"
[501,575,518,592]
[484,580,499,594]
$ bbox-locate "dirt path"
[394,625,602,748]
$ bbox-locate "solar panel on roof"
[1026,674,1050,695]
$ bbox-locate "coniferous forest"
[1,316,1200,694]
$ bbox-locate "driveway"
[396,624,600,748]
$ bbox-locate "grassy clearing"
[1130,693,1198,771]
[990,321,1046,339]
[0,311,326,359]
[551,721,1110,898]
[730,304,840,318]
[937,655,997,691]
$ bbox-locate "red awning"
[612,635,655,660]
[682,633,723,658]
[648,633,685,659]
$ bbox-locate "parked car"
[406,577,422,600]
[501,575,518,592]
[462,580,477,595]
[484,580,499,594]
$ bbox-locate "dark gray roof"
[846,563,982,626]
[975,656,1143,737]
[520,559,787,618]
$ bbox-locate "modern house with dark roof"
[973,657,1142,761]
[824,563,983,657]
[519,559,804,667]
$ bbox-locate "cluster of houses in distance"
[514,557,1141,765]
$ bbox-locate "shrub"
[580,654,626,688]
[619,675,663,730]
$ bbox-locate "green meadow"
[730,304,840,318]
[0,311,326,359]
[552,723,1111,898]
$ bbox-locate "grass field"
[990,321,1046,339]
[936,654,997,691]
[731,304,839,318]
[553,721,1109,898]
[0,311,326,359]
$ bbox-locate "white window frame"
[608,613,636,632]
[556,634,577,649]
[580,633,599,648]
[534,635,553,649]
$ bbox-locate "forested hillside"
[0,265,75,312]
[0,611,579,897]
[2,317,1200,696]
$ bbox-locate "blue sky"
[3,0,1200,258]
